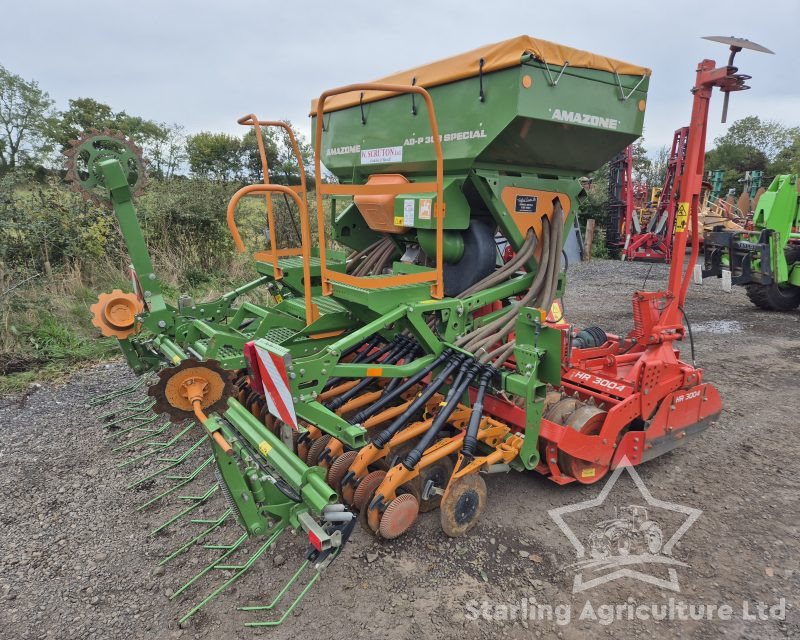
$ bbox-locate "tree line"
[0,64,312,283]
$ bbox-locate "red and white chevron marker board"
[248,341,298,429]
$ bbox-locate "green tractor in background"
[702,173,800,310]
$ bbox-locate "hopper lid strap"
[614,71,649,101]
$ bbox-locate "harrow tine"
[111,421,175,454]
[104,414,161,439]
[115,422,194,467]
[103,407,158,434]
[170,533,249,601]
[149,484,219,537]
[135,455,214,510]
[98,396,155,422]
[89,374,152,406]
[241,560,321,627]
[159,509,233,566]
[176,527,285,626]
[127,434,207,489]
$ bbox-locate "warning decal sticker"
[674,201,690,232]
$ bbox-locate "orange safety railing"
[226,115,318,324]
[313,84,445,299]
[227,183,318,323]
[227,116,308,281]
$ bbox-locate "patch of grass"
[0,251,266,391]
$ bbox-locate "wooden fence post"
[583,219,595,261]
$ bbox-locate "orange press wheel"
[378,493,420,539]
[90,290,143,339]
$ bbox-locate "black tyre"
[745,246,800,311]
[442,219,496,297]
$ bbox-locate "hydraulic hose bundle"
[457,204,565,366]
[347,236,396,276]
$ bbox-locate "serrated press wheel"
[379,493,420,539]
[352,470,387,512]
[326,450,358,495]
[306,434,332,467]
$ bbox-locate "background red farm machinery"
[606,128,688,262]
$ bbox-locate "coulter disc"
[418,456,454,513]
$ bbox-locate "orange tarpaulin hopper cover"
[310,35,651,115]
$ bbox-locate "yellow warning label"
[674,201,690,233]
[259,441,272,457]
[581,467,597,478]
[171,355,181,364]
[393,216,404,227]
[274,294,283,303]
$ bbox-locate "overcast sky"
[3,0,798,155]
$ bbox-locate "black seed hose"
[370,352,467,449]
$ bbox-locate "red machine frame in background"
[619,127,688,262]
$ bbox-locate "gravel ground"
[1,258,798,640]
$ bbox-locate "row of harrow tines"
[234,206,565,539]
[88,365,354,629]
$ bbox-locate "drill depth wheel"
[440,474,487,537]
